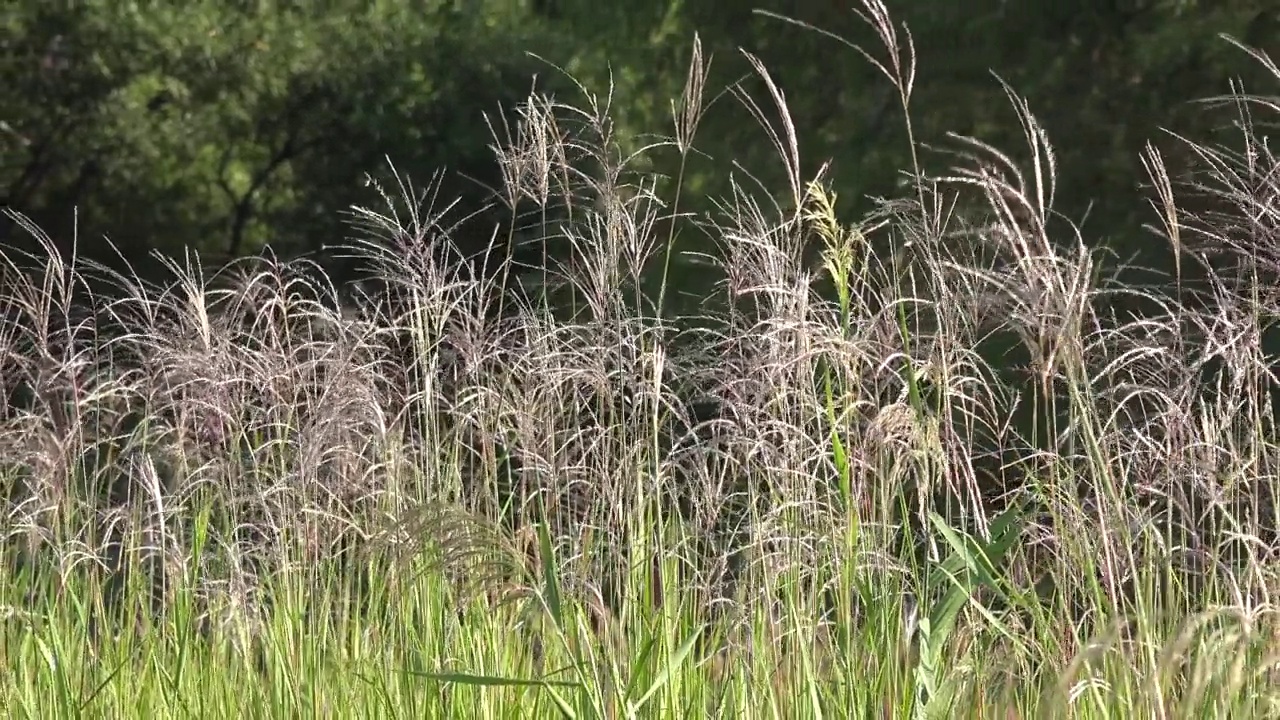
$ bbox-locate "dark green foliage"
[8,1,1273,303]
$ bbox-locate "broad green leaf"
[631,624,704,710]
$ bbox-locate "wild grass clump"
[3,2,1280,717]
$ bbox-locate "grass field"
[4,3,1280,717]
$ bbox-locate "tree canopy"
[4,1,1277,292]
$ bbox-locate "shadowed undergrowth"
[4,3,1280,717]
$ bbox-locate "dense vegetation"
[3,1,1280,717]
[6,2,1277,288]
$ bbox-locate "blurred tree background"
[3,0,1277,302]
